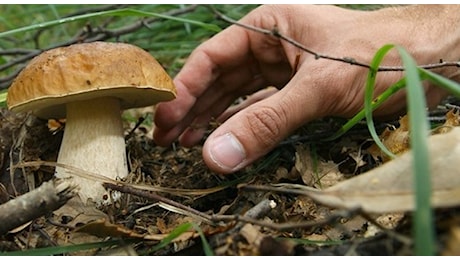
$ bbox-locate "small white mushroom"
[6,41,176,205]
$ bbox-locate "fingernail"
[209,133,246,171]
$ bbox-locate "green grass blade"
[278,237,344,246]
[396,46,434,256]
[322,78,406,141]
[0,15,14,30]
[179,4,192,34]
[148,222,193,253]
[0,238,137,256]
[0,89,7,108]
[0,8,221,39]
[191,222,214,256]
[47,4,70,38]
[323,64,460,142]
[364,44,397,159]
[419,68,460,97]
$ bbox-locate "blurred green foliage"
[0,5,258,78]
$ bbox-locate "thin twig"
[209,6,460,72]
[125,117,145,141]
[103,181,368,233]
[103,182,214,223]
[0,49,38,55]
[241,183,413,245]
[213,206,359,232]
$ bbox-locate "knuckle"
[246,106,286,150]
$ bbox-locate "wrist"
[375,5,460,78]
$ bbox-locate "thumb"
[202,75,326,174]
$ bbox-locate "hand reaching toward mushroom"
[153,4,460,174]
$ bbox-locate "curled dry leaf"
[74,218,196,242]
[431,109,460,134]
[369,110,460,162]
[368,114,410,162]
[300,127,460,213]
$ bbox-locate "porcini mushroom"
[6,41,176,205]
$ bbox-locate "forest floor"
[1,96,460,256]
[2,4,460,257]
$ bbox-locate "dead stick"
[103,182,213,222]
[0,180,76,235]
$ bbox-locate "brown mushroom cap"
[7,41,176,119]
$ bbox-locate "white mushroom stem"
[55,97,128,205]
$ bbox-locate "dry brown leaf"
[364,213,405,238]
[432,109,460,134]
[297,127,460,213]
[368,115,410,162]
[294,145,344,188]
[45,197,111,253]
[74,218,144,238]
[370,110,460,162]
[74,218,196,242]
[274,166,298,182]
[52,197,109,228]
[441,225,460,256]
[156,217,168,234]
[240,223,264,246]
[294,145,314,185]
[305,233,329,242]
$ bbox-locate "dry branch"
[0,179,76,235]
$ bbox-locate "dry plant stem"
[9,114,39,196]
[210,6,460,72]
[103,182,375,233]
[215,206,360,232]
[103,182,276,227]
[0,179,76,235]
[208,199,276,249]
[232,198,276,230]
[56,97,127,205]
[103,182,212,222]
[242,184,412,245]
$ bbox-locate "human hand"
[154,4,460,174]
